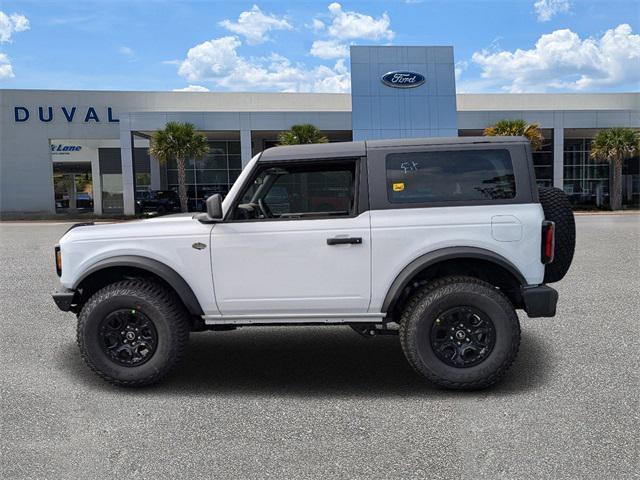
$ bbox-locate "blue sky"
[0,0,638,93]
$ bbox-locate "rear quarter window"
[386,149,516,203]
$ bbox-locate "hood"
[60,213,203,244]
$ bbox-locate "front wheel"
[399,276,520,390]
[77,280,190,387]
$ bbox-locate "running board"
[202,312,386,326]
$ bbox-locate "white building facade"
[1,46,638,215]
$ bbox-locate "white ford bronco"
[53,136,575,390]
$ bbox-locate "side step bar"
[202,312,386,326]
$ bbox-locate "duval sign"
[381,71,426,88]
[13,106,119,123]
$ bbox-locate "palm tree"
[149,122,209,213]
[483,119,544,151]
[278,124,329,145]
[590,127,640,211]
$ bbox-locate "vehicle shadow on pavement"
[59,327,553,397]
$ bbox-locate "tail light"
[541,221,555,264]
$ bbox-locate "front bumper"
[52,288,79,313]
[521,285,558,318]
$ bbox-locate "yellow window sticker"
[392,182,405,192]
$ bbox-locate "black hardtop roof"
[258,136,529,161]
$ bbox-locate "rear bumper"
[52,288,79,313]
[521,285,558,318]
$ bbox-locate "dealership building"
[1,45,638,215]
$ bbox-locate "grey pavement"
[0,215,638,479]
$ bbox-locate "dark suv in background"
[135,190,180,215]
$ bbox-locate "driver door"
[210,158,371,316]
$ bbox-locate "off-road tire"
[77,280,190,387]
[399,276,520,390]
[538,186,575,283]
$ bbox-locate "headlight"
[55,246,62,277]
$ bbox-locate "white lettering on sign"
[392,73,417,84]
[381,71,426,89]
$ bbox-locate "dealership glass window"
[166,140,242,211]
[101,174,124,213]
[136,173,151,191]
[563,137,610,208]
[386,149,516,203]
[564,135,640,209]
[134,148,152,192]
[622,155,640,208]
[99,148,124,214]
[532,129,553,188]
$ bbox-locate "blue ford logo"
[381,71,425,88]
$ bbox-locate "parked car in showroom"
[135,190,180,215]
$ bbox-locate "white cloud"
[310,39,349,59]
[533,0,570,22]
[308,3,394,59]
[324,3,393,41]
[0,12,28,79]
[311,18,325,32]
[471,24,640,92]
[118,46,134,56]
[178,36,243,82]
[0,11,29,43]
[310,58,351,93]
[0,52,14,79]
[173,85,210,92]
[219,5,291,45]
[177,35,350,93]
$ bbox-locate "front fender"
[73,255,204,316]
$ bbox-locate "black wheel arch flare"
[73,255,204,316]
[381,247,528,316]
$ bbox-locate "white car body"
[58,139,546,325]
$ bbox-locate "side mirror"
[206,194,223,221]
[196,194,224,224]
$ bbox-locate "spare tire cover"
[538,187,576,283]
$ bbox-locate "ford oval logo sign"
[381,71,425,88]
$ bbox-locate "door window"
[233,161,357,220]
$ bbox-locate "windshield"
[222,153,260,216]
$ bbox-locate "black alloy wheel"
[99,309,158,367]
[430,306,495,368]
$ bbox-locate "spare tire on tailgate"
[538,187,575,283]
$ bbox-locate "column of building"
[553,112,564,190]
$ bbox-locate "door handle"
[327,237,363,245]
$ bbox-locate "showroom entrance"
[50,140,98,214]
[52,162,93,213]
[50,139,127,215]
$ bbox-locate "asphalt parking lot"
[1,214,638,479]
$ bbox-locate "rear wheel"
[77,280,190,387]
[399,276,520,390]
